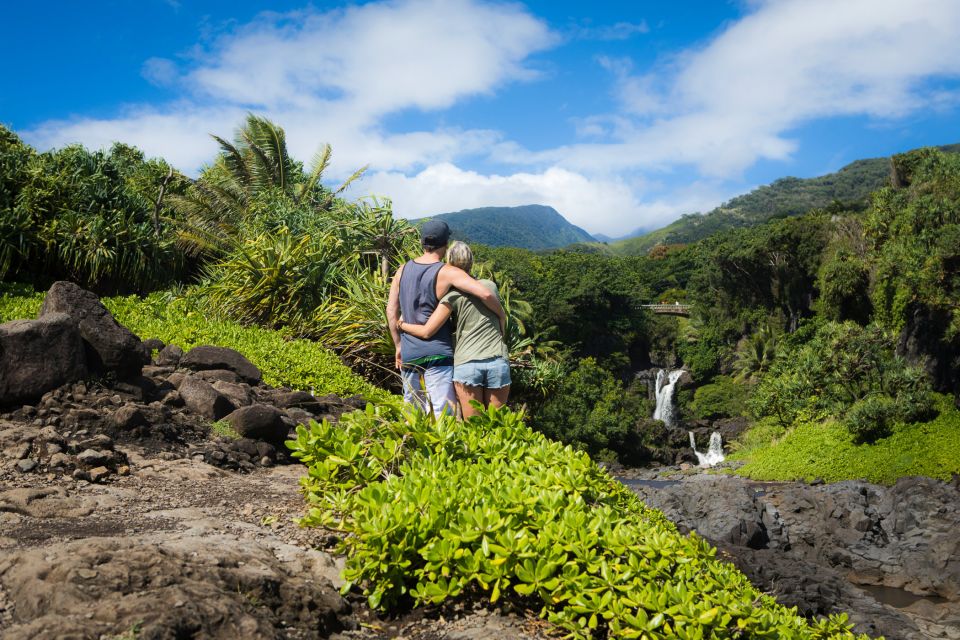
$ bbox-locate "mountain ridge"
[610,142,960,255]
[413,204,596,250]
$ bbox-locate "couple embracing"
[387,220,511,418]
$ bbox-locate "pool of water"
[616,478,682,490]
[859,584,949,609]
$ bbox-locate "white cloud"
[355,163,729,236]
[21,0,960,235]
[529,0,960,177]
[24,0,555,177]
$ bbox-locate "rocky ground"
[0,282,550,639]
[617,465,960,640]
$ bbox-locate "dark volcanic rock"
[180,345,262,384]
[898,304,960,393]
[178,376,236,420]
[40,281,149,378]
[155,343,184,366]
[625,473,960,639]
[226,404,287,443]
[142,337,165,353]
[0,313,88,406]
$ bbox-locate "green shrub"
[731,395,960,485]
[689,375,749,420]
[289,404,870,639]
[528,357,647,461]
[843,394,897,443]
[750,321,935,428]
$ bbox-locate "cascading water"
[652,369,684,427]
[689,431,725,467]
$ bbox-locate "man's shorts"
[453,356,511,389]
[401,364,456,417]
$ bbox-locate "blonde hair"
[446,241,473,273]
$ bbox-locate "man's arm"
[439,265,506,332]
[399,303,453,340]
[386,264,404,369]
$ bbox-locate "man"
[386,220,506,417]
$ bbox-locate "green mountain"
[611,143,960,255]
[415,204,596,250]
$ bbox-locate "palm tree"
[344,197,419,278]
[734,323,778,381]
[171,114,366,257]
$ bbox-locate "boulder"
[142,338,165,353]
[155,344,184,366]
[196,369,241,384]
[178,376,236,420]
[112,404,148,429]
[0,313,88,406]
[180,346,262,385]
[212,381,253,408]
[225,404,287,443]
[39,281,149,378]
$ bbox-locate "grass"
[0,284,393,404]
[729,395,960,485]
[210,419,241,440]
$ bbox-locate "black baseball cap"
[421,220,451,247]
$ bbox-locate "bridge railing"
[639,303,692,315]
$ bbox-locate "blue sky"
[4,0,960,236]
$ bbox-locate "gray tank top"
[398,260,453,363]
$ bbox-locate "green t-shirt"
[440,279,509,367]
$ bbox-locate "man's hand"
[395,347,403,370]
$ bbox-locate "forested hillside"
[416,204,596,249]
[611,143,960,255]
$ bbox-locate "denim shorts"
[453,356,511,389]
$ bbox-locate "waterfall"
[689,431,725,467]
[652,369,684,427]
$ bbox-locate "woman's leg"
[455,383,485,419]
[485,385,510,408]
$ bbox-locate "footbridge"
[640,303,691,317]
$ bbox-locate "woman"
[398,241,510,418]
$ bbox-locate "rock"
[196,369,241,384]
[0,313,88,406]
[156,344,184,366]
[272,390,322,410]
[160,390,184,408]
[180,346,262,385]
[39,282,149,378]
[142,365,175,378]
[212,381,253,408]
[225,405,287,443]
[88,466,111,483]
[0,533,350,639]
[166,371,186,389]
[112,405,148,429]
[178,377,236,421]
[255,441,277,460]
[48,453,72,468]
[15,458,37,473]
[142,338,165,353]
[76,449,110,467]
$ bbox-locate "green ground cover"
[290,403,870,639]
[729,395,960,485]
[0,285,389,403]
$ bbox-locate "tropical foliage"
[0,126,189,292]
[289,404,869,639]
